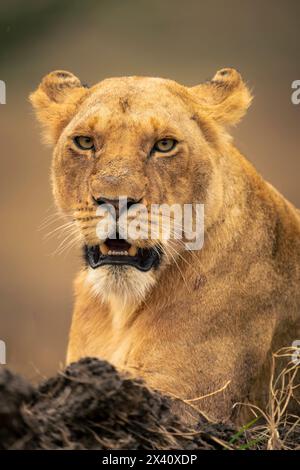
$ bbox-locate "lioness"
[30,68,300,423]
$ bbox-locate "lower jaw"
[84,245,162,272]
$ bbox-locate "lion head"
[30,68,251,307]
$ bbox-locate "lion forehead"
[78,76,192,116]
[64,79,195,138]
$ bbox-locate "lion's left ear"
[29,70,88,144]
[190,68,252,126]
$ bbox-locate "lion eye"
[153,139,177,153]
[73,136,94,150]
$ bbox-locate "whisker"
[56,233,83,256]
[157,240,191,294]
[52,229,80,256]
[43,221,76,240]
[38,212,67,231]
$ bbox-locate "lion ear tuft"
[29,70,88,145]
[191,68,252,126]
[38,70,82,103]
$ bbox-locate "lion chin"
[83,239,163,313]
[86,265,157,324]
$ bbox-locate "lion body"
[30,68,300,423]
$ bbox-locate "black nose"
[93,196,141,213]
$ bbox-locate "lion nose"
[93,196,142,216]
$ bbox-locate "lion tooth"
[101,248,130,257]
[99,243,109,255]
[107,250,129,256]
[128,245,137,256]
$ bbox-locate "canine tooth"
[108,250,112,255]
[124,251,128,255]
[99,243,109,255]
[128,245,137,256]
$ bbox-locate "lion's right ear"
[190,68,252,127]
[29,70,88,145]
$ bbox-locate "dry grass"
[233,347,300,450]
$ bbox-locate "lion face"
[30,68,251,304]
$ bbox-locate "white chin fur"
[85,265,156,320]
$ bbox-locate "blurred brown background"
[0,0,299,380]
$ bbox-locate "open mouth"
[84,238,162,272]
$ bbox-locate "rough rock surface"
[0,357,298,450]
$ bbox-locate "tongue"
[106,239,131,251]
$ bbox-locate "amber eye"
[153,138,177,153]
[73,136,94,150]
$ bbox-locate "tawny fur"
[30,68,300,424]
